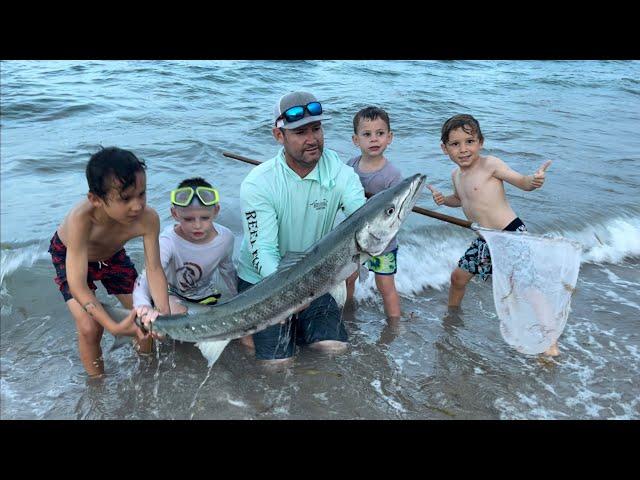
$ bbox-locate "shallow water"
[1,60,639,419]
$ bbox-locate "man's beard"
[290,146,323,169]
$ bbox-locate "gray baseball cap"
[273,91,330,129]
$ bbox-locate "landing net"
[478,228,582,354]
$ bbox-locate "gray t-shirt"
[348,155,403,253]
[132,223,237,307]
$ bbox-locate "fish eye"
[386,207,395,216]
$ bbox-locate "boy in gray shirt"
[346,106,404,324]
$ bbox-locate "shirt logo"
[309,198,328,210]
[176,262,203,291]
[245,210,261,274]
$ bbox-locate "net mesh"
[478,228,582,354]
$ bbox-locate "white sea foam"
[0,378,18,404]
[494,396,569,420]
[494,318,640,420]
[0,242,49,286]
[549,216,640,265]
[224,394,248,408]
[370,379,407,413]
[603,290,640,311]
[313,392,328,402]
[602,267,640,288]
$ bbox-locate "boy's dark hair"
[177,177,213,189]
[86,147,146,200]
[441,114,484,144]
[353,106,391,134]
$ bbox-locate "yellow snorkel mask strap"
[170,186,219,206]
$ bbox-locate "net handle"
[223,151,474,230]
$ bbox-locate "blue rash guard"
[237,147,366,284]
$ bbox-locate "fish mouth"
[398,174,425,219]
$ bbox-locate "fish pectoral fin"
[358,262,370,284]
[277,251,307,272]
[355,253,371,284]
[358,252,370,263]
[196,339,231,367]
[329,281,347,309]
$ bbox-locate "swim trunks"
[458,217,527,281]
[48,231,138,302]
[367,247,398,275]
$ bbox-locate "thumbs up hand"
[530,160,552,189]
[427,184,445,205]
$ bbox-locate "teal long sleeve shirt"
[237,147,366,284]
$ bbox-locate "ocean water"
[1,60,639,420]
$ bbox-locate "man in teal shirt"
[237,91,365,364]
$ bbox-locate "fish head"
[355,173,425,256]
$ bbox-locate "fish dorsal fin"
[277,251,307,272]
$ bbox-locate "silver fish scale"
[153,235,357,342]
[150,174,424,343]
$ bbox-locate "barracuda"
[107,174,425,365]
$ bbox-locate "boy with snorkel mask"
[133,177,254,349]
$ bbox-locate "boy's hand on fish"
[115,308,147,339]
[136,305,158,325]
[427,184,445,205]
[531,160,552,189]
[135,305,167,339]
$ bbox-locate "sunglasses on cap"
[275,101,323,126]
[170,186,219,207]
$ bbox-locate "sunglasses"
[170,186,219,207]
[275,101,323,126]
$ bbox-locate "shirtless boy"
[427,114,557,355]
[48,147,171,376]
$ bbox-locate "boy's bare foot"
[343,299,356,314]
[387,315,401,325]
[443,306,463,321]
[378,323,401,346]
[386,311,415,325]
[543,342,560,357]
[442,307,464,333]
[133,336,154,356]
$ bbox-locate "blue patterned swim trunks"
[458,218,527,281]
